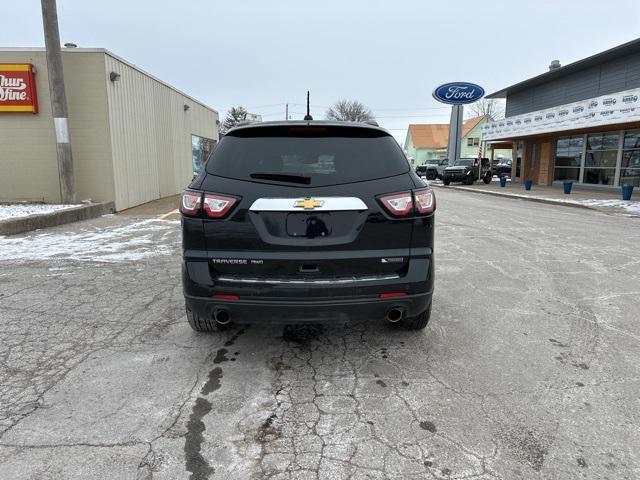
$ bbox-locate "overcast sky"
[3,0,639,143]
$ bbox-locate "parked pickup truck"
[415,159,448,180]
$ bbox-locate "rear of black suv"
[180,121,435,331]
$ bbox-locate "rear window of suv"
[205,125,409,186]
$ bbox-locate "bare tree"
[220,106,248,135]
[325,100,375,122]
[466,98,505,120]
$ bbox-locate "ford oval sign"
[432,82,485,105]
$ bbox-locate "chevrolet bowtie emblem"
[294,198,324,210]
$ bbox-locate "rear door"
[198,124,417,288]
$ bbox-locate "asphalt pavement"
[0,189,638,480]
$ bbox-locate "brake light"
[414,188,436,215]
[379,192,413,217]
[203,193,237,218]
[288,127,329,133]
[180,190,202,216]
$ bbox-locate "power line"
[243,103,286,110]
[375,113,450,119]
[372,106,450,112]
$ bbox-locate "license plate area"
[286,213,332,238]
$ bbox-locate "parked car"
[180,121,436,332]
[416,159,448,180]
[493,159,512,178]
[442,158,492,185]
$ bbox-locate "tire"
[186,305,225,332]
[482,173,491,184]
[442,179,450,186]
[426,170,436,181]
[464,175,475,185]
[403,302,432,330]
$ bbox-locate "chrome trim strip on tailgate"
[217,274,400,285]
[249,197,367,212]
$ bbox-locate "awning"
[481,87,640,141]
[486,141,513,149]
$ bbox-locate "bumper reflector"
[379,292,407,299]
[211,294,240,301]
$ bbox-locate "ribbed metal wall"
[104,53,218,210]
[0,50,115,204]
[506,52,640,117]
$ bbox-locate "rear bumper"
[185,291,432,324]
[182,252,434,324]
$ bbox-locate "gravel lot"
[0,189,638,479]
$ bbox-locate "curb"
[0,201,116,236]
[431,184,638,216]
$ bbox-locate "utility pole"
[285,103,289,120]
[41,0,75,203]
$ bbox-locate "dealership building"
[483,38,640,188]
[0,48,219,210]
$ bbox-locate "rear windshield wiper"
[250,172,311,184]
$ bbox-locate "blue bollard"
[524,180,533,191]
[499,176,507,188]
[563,181,573,194]
[622,185,634,201]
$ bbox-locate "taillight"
[203,193,237,218]
[379,192,413,217]
[180,190,202,216]
[414,188,436,215]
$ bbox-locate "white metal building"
[0,47,219,210]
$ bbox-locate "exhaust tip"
[214,309,232,325]
[385,307,404,324]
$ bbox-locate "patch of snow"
[553,198,640,215]
[465,189,640,215]
[0,219,179,263]
[0,204,84,221]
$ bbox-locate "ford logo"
[432,82,485,105]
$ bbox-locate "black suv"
[493,159,512,178]
[180,121,435,332]
[442,158,492,185]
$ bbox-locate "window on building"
[620,130,640,187]
[466,138,479,147]
[473,138,480,146]
[192,135,217,177]
[553,136,583,181]
[584,132,619,185]
[467,138,474,147]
